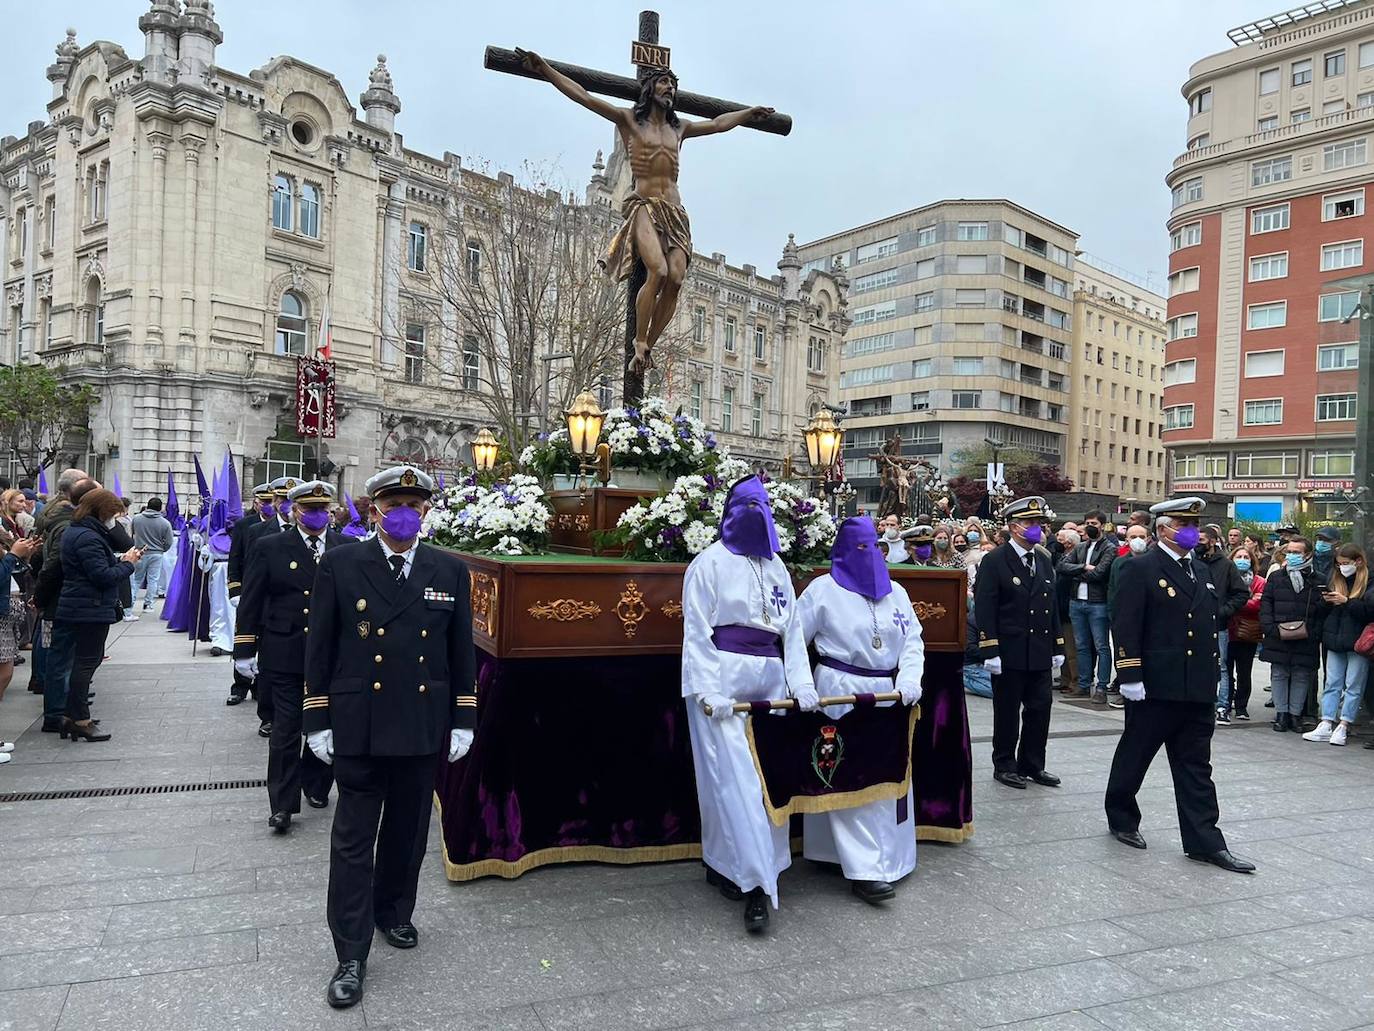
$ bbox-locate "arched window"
[272,175,293,231]
[275,291,307,355]
[299,183,320,239]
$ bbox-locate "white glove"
[1052,655,1065,673]
[1119,681,1145,702]
[306,729,334,765]
[701,694,741,720]
[449,729,474,762]
[983,656,1003,676]
[791,683,820,712]
[898,681,923,706]
[234,657,257,679]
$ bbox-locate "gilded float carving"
[527,599,602,622]
[615,580,649,639]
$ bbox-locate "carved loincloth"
[599,192,693,281]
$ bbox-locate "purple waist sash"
[817,655,897,679]
[711,624,783,658]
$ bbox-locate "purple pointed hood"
[38,465,48,496]
[192,455,210,507]
[113,472,123,499]
[342,492,369,539]
[222,451,243,522]
[830,516,892,600]
[719,476,780,558]
[165,469,184,532]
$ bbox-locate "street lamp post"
[1325,273,1374,551]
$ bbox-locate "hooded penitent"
[719,475,780,558]
[829,516,892,601]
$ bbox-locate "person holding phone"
[1304,545,1373,747]
[55,489,140,742]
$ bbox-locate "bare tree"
[399,163,630,453]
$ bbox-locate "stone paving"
[2,609,1374,1030]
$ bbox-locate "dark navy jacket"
[57,519,135,624]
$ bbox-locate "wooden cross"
[485,11,792,407]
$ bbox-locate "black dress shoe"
[326,960,366,1009]
[210,646,225,657]
[305,794,329,809]
[1186,849,1256,874]
[743,888,769,933]
[705,865,744,901]
[380,923,418,949]
[993,771,1028,789]
[1025,770,1061,787]
[1272,713,1289,732]
[258,721,272,738]
[40,720,62,733]
[225,694,245,707]
[1111,828,1148,850]
[267,812,291,833]
[851,880,896,904]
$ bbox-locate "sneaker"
[0,753,10,765]
[1091,691,1108,706]
[1302,720,1334,742]
[1107,693,1125,710]
[123,612,140,622]
[1235,710,1251,721]
[1330,724,1349,746]
[0,740,13,753]
[1215,708,1231,726]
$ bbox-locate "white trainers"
[1331,723,1349,746]
[123,611,140,622]
[1302,720,1334,742]
[0,740,13,753]
[0,752,10,765]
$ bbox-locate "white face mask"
[1128,538,1148,555]
[883,528,900,541]
[1340,563,1358,578]
[103,516,118,529]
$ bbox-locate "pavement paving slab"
[2,605,1373,1029]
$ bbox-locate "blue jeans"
[132,552,162,608]
[1216,631,1230,709]
[1322,650,1370,724]
[1069,599,1110,694]
[43,619,78,723]
[963,662,993,698]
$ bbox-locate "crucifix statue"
[485,11,791,406]
[870,433,924,520]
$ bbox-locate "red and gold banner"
[295,357,336,438]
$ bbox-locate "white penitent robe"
[884,537,908,564]
[205,547,234,653]
[796,574,925,883]
[681,540,814,908]
[159,535,178,598]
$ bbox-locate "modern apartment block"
[1163,0,1371,525]
[797,200,1077,511]
[1069,260,1169,502]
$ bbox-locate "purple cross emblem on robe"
[769,585,788,616]
[892,611,911,634]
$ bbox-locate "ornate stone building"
[0,2,845,497]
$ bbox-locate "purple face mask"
[913,543,933,561]
[1172,524,1200,550]
[380,505,422,543]
[277,499,295,519]
[1020,524,1043,545]
[298,507,331,532]
[719,476,780,558]
[830,517,892,600]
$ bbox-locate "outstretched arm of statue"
[683,105,775,138]
[516,48,626,125]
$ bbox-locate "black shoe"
[1291,718,1308,733]
[1186,849,1256,874]
[994,771,1028,789]
[267,812,291,833]
[1215,708,1230,726]
[14,655,25,666]
[380,922,418,949]
[258,721,272,738]
[210,647,225,657]
[40,720,62,734]
[26,681,41,693]
[1235,710,1251,721]
[851,880,896,904]
[326,960,366,1009]
[1025,770,1061,787]
[1272,713,1290,732]
[1111,828,1148,850]
[743,888,769,933]
[705,865,744,900]
[225,693,245,707]
[1107,693,1125,709]
[1264,699,1275,708]
[64,719,110,742]
[305,794,329,809]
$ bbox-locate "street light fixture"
[802,407,844,472]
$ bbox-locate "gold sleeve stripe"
[233,636,257,644]
[1116,659,1141,668]
[980,639,998,647]
[227,581,241,590]
[302,699,330,709]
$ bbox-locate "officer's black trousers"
[328,753,439,962]
[264,668,333,814]
[990,667,1052,776]
[1104,700,1226,855]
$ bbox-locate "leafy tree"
[0,365,97,478]
[945,443,1075,513]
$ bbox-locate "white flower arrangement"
[600,396,718,477]
[425,473,552,556]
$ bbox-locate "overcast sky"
[5,0,1272,292]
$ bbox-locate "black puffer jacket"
[1321,572,1374,653]
[56,518,135,624]
[1198,548,1249,620]
[1259,564,1327,669]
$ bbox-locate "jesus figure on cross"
[516,48,773,374]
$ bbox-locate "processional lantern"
[563,390,612,494]
[803,407,843,472]
[471,428,500,473]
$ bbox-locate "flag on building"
[317,288,332,360]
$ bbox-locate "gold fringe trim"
[745,704,921,828]
[433,791,701,881]
[917,821,975,843]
